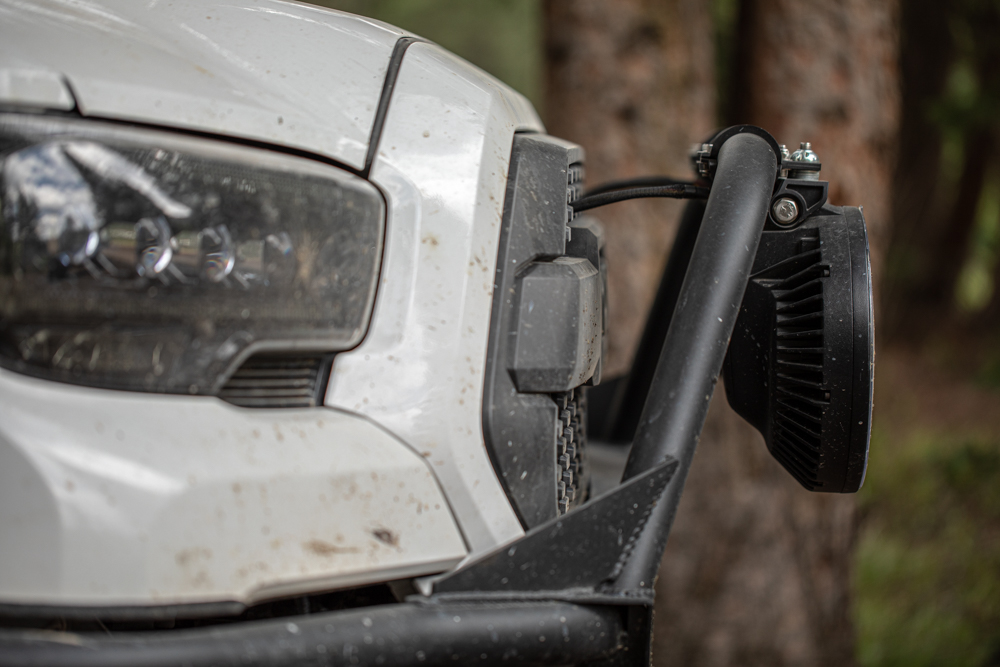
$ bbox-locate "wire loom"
[571,180,709,213]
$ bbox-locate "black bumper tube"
[615,132,778,590]
[0,601,626,667]
[604,198,707,443]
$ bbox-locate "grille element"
[219,354,330,408]
[555,387,589,514]
[567,162,585,223]
[481,133,601,528]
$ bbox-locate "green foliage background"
[858,426,1000,665]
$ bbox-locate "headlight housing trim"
[0,112,385,396]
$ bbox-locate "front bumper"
[0,369,466,609]
[0,601,628,667]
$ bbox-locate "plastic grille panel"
[567,163,585,222]
[218,354,330,408]
[555,387,589,514]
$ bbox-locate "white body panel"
[0,0,405,170]
[0,67,75,111]
[325,43,543,553]
[0,0,548,606]
[0,369,466,606]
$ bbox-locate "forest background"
[317,1,1000,664]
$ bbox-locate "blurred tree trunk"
[966,4,1000,326]
[543,0,716,379]
[732,0,899,281]
[546,1,898,665]
[881,0,999,342]
[881,0,955,341]
[664,2,898,666]
[670,2,898,665]
[883,0,1000,334]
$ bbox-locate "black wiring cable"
[571,183,710,214]
[583,175,694,197]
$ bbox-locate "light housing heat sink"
[723,206,873,492]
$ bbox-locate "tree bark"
[546,1,898,665]
[543,0,716,379]
[733,0,899,283]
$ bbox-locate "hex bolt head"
[790,142,819,163]
[772,197,799,225]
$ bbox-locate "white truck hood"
[0,0,406,171]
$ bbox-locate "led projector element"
[0,113,384,395]
[723,207,874,493]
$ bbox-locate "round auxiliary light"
[723,206,873,493]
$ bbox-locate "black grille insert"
[481,133,590,529]
[567,162,585,222]
[219,354,331,408]
[555,387,589,515]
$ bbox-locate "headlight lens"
[0,113,384,394]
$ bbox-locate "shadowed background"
[317,1,1000,664]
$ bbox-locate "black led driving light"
[723,206,874,492]
[578,125,874,494]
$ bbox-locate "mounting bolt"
[778,144,790,161]
[772,197,799,225]
[790,141,818,162]
[692,142,714,178]
[788,142,820,180]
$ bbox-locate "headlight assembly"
[0,113,384,395]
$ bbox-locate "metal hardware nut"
[772,197,799,225]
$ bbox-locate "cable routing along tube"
[571,183,710,213]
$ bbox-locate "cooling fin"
[723,207,873,493]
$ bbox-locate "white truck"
[0,2,873,664]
